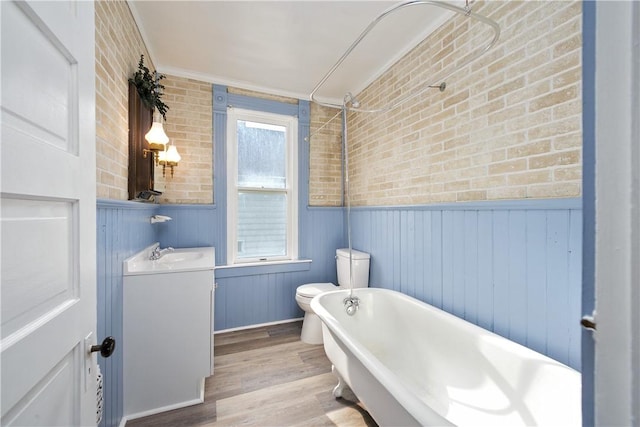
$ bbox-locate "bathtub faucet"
[343,295,360,316]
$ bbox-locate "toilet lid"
[297,283,336,298]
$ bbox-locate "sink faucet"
[149,246,174,260]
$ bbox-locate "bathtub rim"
[311,287,581,426]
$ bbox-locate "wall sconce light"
[158,143,181,177]
[143,109,169,164]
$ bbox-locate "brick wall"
[346,1,582,206]
[95,1,151,200]
[95,2,343,205]
[95,4,214,204]
[154,75,213,204]
[95,0,338,206]
[96,2,581,206]
[309,103,343,206]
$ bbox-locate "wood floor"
[126,321,378,427]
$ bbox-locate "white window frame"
[226,108,298,265]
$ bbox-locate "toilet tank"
[336,248,370,288]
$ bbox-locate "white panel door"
[1,1,97,425]
[593,1,640,425]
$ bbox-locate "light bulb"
[165,145,181,163]
[144,121,169,148]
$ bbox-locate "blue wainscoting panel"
[476,210,494,331]
[349,198,582,370]
[96,200,158,427]
[157,204,216,250]
[215,270,304,330]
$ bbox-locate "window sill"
[214,259,312,278]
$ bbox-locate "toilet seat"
[296,283,337,298]
[295,282,338,345]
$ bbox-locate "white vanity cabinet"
[123,245,215,420]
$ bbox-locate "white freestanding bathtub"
[311,288,581,426]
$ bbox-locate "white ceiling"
[128,1,456,105]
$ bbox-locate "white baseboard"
[120,395,204,425]
[214,317,303,334]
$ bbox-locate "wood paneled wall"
[97,200,157,427]
[349,198,582,369]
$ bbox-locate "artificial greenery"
[129,55,169,120]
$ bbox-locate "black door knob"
[91,336,116,358]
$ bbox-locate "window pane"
[237,191,286,258]
[237,120,286,188]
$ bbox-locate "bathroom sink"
[156,252,203,263]
[123,243,215,275]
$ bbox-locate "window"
[227,109,298,264]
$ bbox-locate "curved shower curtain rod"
[309,0,501,113]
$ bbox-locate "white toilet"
[295,248,370,344]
